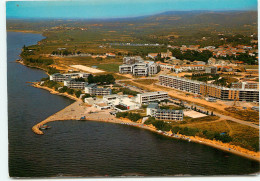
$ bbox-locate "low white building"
[85,83,111,96]
[146,103,183,121]
[64,79,87,89]
[103,94,141,111]
[136,91,169,104]
[119,60,159,76]
[50,72,89,82]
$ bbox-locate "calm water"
[7,31,260,177]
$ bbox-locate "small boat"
[79,116,86,120]
[39,125,51,130]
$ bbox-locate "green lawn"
[98,63,120,72]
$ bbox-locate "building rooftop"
[147,103,159,109]
[156,109,183,113]
[139,91,168,96]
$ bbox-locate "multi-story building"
[132,63,149,76]
[136,91,169,104]
[159,75,259,102]
[159,75,202,94]
[146,103,183,121]
[205,66,217,74]
[119,64,133,74]
[50,73,68,82]
[119,61,159,76]
[123,56,143,64]
[50,72,89,82]
[173,65,205,73]
[64,79,88,89]
[84,83,111,96]
[231,82,259,90]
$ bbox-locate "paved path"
[116,78,259,129]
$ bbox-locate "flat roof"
[139,91,168,96]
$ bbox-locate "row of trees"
[144,117,232,143]
[116,112,142,122]
[24,57,54,66]
[171,49,213,62]
[52,50,81,56]
[214,53,257,65]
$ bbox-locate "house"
[106,53,116,57]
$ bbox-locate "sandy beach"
[31,83,260,162]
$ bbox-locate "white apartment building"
[119,61,159,76]
[64,80,88,89]
[85,83,111,96]
[136,91,169,104]
[50,72,89,82]
[146,103,183,121]
[123,56,143,64]
[159,75,202,94]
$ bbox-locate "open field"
[70,65,105,73]
[184,110,207,118]
[97,63,120,73]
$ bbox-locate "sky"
[6,0,258,19]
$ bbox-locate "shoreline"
[31,83,260,162]
[7,30,43,34]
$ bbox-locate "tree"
[75,90,82,98]
[87,74,94,83]
[67,88,74,95]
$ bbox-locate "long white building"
[136,91,169,104]
[64,80,88,89]
[50,72,89,82]
[119,61,159,76]
[146,103,183,121]
[85,83,111,96]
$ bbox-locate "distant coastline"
[7,29,43,34]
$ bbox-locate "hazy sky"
[6,0,258,19]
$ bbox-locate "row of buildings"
[86,91,183,121]
[159,75,259,102]
[50,73,111,96]
[50,72,89,82]
[119,57,159,76]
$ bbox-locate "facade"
[132,63,149,76]
[123,56,143,64]
[159,75,259,102]
[85,83,111,96]
[173,65,205,73]
[205,66,217,74]
[119,61,159,76]
[136,91,169,104]
[119,64,133,74]
[64,80,87,89]
[50,72,89,82]
[50,73,68,82]
[153,109,183,121]
[231,82,259,90]
[146,103,183,121]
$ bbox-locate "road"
[116,76,259,130]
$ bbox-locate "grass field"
[133,79,158,85]
[97,63,120,73]
[175,119,259,151]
